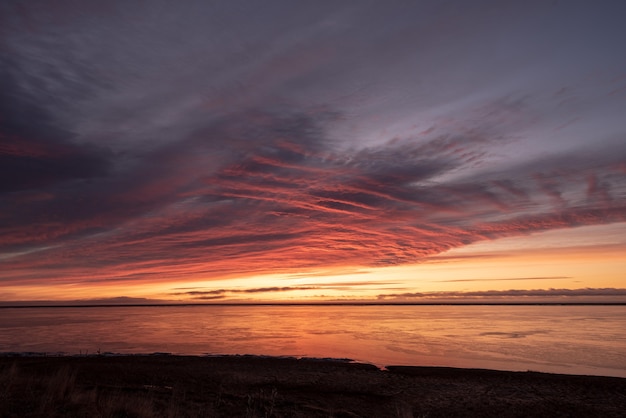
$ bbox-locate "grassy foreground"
[1,355,625,417]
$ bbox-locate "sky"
[1,0,625,304]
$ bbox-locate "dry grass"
[3,363,145,417]
[1,355,625,417]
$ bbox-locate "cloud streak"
[1,105,625,287]
[0,1,625,298]
[172,286,319,297]
[377,288,626,302]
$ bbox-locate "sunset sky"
[1,0,625,304]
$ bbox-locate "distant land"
[2,299,625,308]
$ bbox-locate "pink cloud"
[1,109,625,288]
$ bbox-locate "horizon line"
[2,302,626,308]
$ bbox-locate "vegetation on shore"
[1,355,625,417]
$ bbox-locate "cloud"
[377,288,626,301]
[172,286,319,297]
[0,0,625,292]
[282,269,371,279]
[1,106,625,286]
[175,290,227,296]
[0,70,112,194]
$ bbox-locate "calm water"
[1,305,625,378]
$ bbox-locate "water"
[1,305,625,378]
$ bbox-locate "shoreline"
[3,351,624,379]
[2,354,625,417]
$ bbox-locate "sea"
[1,304,625,378]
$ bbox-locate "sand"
[1,354,625,417]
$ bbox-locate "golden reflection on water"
[1,305,625,377]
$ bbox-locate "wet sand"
[1,354,625,417]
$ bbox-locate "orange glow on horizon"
[3,223,624,304]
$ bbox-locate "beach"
[1,355,625,417]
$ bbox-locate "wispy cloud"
[172,286,319,297]
[377,288,626,302]
[1,107,625,286]
[0,1,625,297]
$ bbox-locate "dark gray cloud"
[193,295,227,301]
[172,286,319,297]
[0,0,625,292]
[0,68,112,193]
[172,283,410,299]
[378,288,626,301]
[1,109,624,284]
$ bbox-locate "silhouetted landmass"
[1,354,625,417]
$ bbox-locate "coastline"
[2,354,625,417]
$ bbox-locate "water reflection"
[1,305,625,377]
